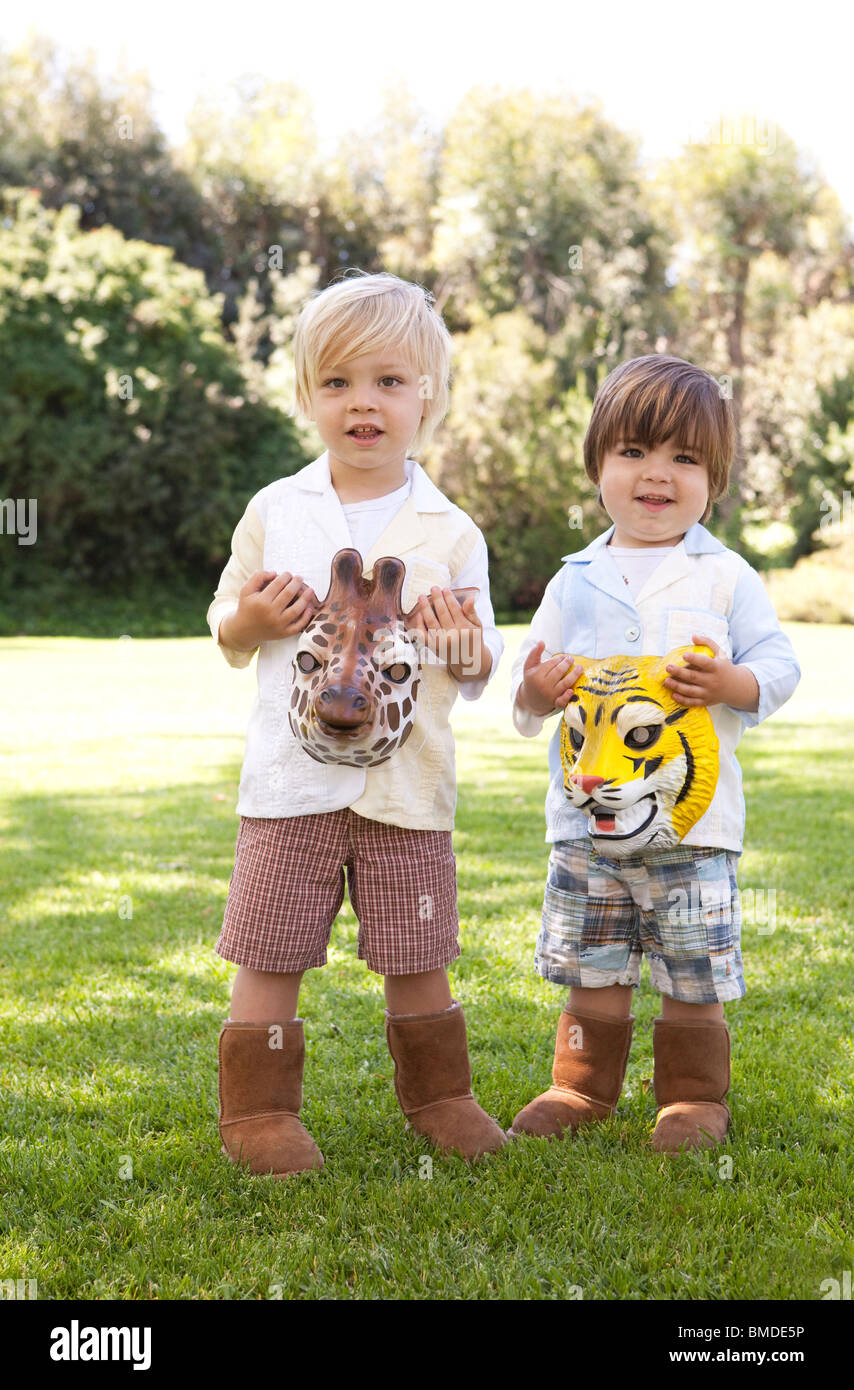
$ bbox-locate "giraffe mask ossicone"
[288,548,478,768]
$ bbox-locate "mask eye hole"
[568,726,584,753]
[297,651,322,674]
[383,662,411,683]
[625,724,661,751]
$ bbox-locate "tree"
[0,189,305,608]
[430,85,674,375]
[426,309,595,611]
[654,120,850,540]
[0,33,214,279]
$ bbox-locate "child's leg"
[230,965,304,1022]
[383,966,452,1014]
[569,983,633,1018]
[659,994,723,1022]
[510,840,638,1140]
[383,968,507,1159]
[650,999,731,1152]
[342,813,504,1159]
[642,847,742,1151]
[215,811,352,1177]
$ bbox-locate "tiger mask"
[558,646,720,857]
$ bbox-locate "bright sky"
[3,0,853,222]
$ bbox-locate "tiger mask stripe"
[557,645,720,855]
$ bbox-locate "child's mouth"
[636,495,673,512]
[347,427,384,446]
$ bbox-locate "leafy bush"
[763,525,854,623]
[426,310,598,611]
[0,189,306,632]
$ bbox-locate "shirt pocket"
[660,606,732,659]
[403,557,452,611]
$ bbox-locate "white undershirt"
[340,476,411,557]
[607,544,675,599]
[323,459,501,700]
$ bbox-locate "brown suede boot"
[651,1017,731,1153]
[384,1000,507,1160]
[509,1009,634,1139]
[218,1019,324,1177]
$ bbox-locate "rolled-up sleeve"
[727,562,801,726]
[510,575,565,736]
[451,528,505,702]
[206,501,265,669]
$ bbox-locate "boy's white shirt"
[510,522,801,853]
[207,451,503,830]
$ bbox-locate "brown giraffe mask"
[288,548,478,767]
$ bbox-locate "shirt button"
[625,625,640,642]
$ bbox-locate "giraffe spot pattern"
[287,587,422,768]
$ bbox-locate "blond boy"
[208,271,506,1175]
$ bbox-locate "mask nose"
[316,685,372,729]
[570,774,605,794]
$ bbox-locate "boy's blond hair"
[583,355,735,523]
[293,270,453,457]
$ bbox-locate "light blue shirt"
[511,522,802,852]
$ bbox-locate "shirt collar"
[295,451,453,512]
[562,520,725,563]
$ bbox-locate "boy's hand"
[218,570,318,650]
[410,586,491,681]
[517,641,584,717]
[663,634,760,711]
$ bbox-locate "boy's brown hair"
[583,355,735,523]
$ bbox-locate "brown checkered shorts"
[216,809,460,975]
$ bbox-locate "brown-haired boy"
[509,355,800,1152]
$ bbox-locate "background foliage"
[1,34,853,629]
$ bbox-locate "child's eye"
[621,446,701,465]
[322,375,401,388]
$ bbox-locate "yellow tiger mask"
[559,646,720,856]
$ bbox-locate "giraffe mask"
[288,548,478,767]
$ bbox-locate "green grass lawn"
[0,622,851,1300]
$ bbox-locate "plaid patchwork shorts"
[216,809,460,976]
[535,837,745,1004]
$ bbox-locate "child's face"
[308,349,425,481]
[598,437,710,547]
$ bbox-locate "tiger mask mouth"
[558,646,720,857]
